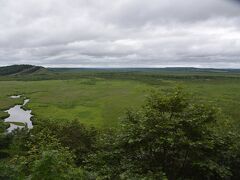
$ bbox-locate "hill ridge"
[0,65,46,76]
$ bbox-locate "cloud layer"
[0,0,240,68]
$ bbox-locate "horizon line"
[1,64,240,70]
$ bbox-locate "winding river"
[4,96,33,132]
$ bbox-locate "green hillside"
[0,65,46,76]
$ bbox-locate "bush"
[0,128,94,179]
[86,88,239,179]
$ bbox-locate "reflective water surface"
[4,96,33,132]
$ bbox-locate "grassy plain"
[0,70,240,129]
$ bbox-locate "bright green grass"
[0,79,151,128]
[0,77,239,128]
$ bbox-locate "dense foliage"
[84,89,240,179]
[0,88,240,179]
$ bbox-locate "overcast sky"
[0,0,240,68]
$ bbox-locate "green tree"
[86,88,238,179]
[44,120,97,165]
[0,128,93,180]
[0,122,11,159]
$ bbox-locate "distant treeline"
[0,65,240,85]
[1,70,240,84]
[49,67,240,73]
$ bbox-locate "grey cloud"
[0,0,240,68]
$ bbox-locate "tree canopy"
[85,88,240,179]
